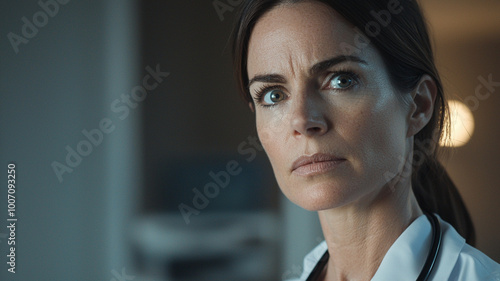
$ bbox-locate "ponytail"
[413,155,476,246]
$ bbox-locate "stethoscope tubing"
[417,212,442,281]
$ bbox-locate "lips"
[292,153,345,176]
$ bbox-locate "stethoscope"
[306,212,443,281]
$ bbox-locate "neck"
[317,179,423,281]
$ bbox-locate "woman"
[231,0,500,280]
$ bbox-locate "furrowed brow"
[309,55,367,76]
[247,56,366,90]
[248,74,286,89]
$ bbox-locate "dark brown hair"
[231,0,475,245]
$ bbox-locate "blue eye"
[262,89,286,105]
[328,73,358,89]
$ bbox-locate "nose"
[290,92,328,137]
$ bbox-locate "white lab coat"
[289,214,500,281]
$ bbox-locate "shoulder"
[438,217,500,280]
[449,243,500,280]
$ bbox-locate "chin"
[282,179,357,211]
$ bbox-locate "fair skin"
[246,1,437,281]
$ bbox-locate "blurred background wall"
[0,0,140,280]
[0,0,499,280]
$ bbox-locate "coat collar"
[371,214,464,281]
[301,214,466,281]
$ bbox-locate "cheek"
[256,110,291,181]
[342,97,409,182]
[256,109,288,151]
[256,111,273,151]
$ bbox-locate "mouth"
[292,153,346,176]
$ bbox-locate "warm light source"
[440,100,475,147]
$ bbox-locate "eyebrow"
[309,55,367,76]
[247,74,286,89]
[247,55,368,89]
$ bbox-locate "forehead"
[247,1,376,77]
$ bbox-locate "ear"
[407,75,437,137]
[248,102,255,113]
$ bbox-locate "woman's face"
[246,1,415,211]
